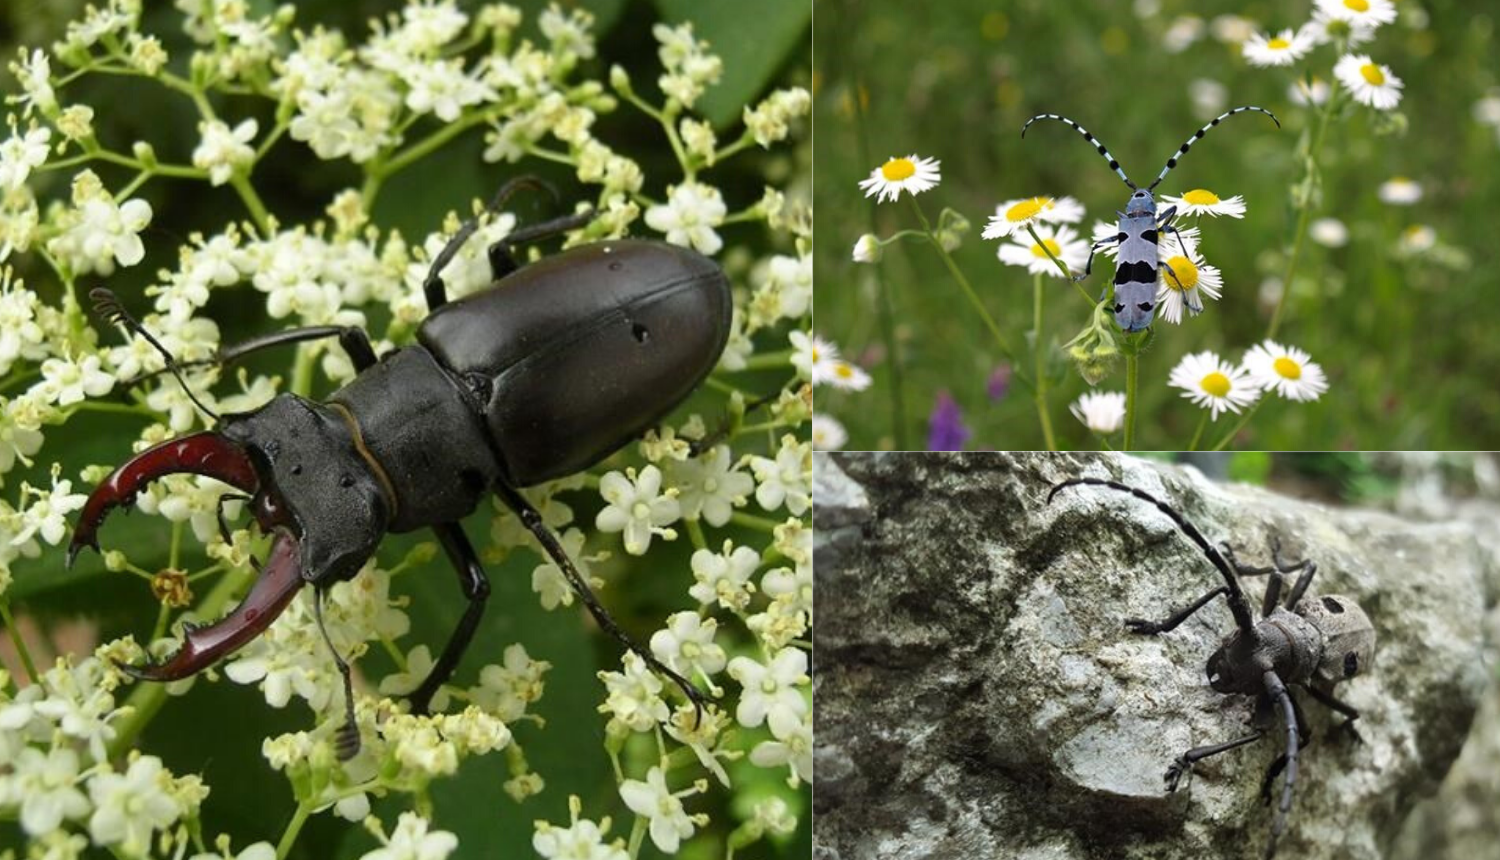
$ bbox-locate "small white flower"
[650,612,726,681]
[530,527,600,610]
[1315,0,1397,28]
[820,359,871,391]
[1289,76,1333,107]
[1377,177,1422,206]
[360,812,458,860]
[1397,224,1437,254]
[668,445,753,527]
[1070,391,1127,435]
[811,414,848,451]
[1168,351,1261,420]
[619,766,699,854]
[533,799,627,860]
[1309,217,1349,247]
[471,644,550,723]
[595,465,679,555]
[689,542,760,610]
[189,841,277,860]
[1242,340,1329,402]
[0,126,51,191]
[13,475,88,546]
[749,435,811,516]
[13,49,56,116]
[39,353,114,406]
[1302,12,1378,48]
[403,60,496,123]
[1161,189,1247,219]
[49,194,154,276]
[192,119,257,185]
[982,195,1085,239]
[851,233,882,263]
[1209,14,1257,44]
[644,182,726,255]
[1334,54,1403,111]
[1163,16,1206,53]
[598,652,669,732]
[749,712,812,787]
[378,645,449,712]
[8,746,90,835]
[1155,232,1224,325]
[87,756,183,855]
[727,647,809,737]
[857,154,941,204]
[996,224,1089,277]
[790,331,840,384]
[1241,28,1314,67]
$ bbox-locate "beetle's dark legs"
[1305,684,1362,742]
[1263,670,1300,859]
[1073,235,1119,282]
[485,210,598,281]
[495,481,710,724]
[1124,585,1229,635]
[1259,691,1311,805]
[125,326,379,386]
[1273,541,1318,611]
[1164,729,1264,792]
[406,522,491,716]
[313,587,361,761]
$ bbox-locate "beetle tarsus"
[1164,756,1192,792]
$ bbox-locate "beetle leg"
[1305,684,1362,742]
[1270,541,1318,612]
[1124,585,1229,634]
[69,432,260,566]
[1164,729,1264,793]
[485,210,598,281]
[118,326,378,388]
[313,586,361,760]
[1073,235,1120,283]
[1263,670,1300,859]
[495,481,711,725]
[405,521,491,716]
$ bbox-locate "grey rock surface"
[814,452,1495,860]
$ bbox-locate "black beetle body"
[72,190,731,756]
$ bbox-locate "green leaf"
[651,0,810,129]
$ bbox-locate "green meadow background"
[814,0,1500,451]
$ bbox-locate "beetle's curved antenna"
[1147,106,1280,192]
[1048,478,1255,633]
[90,287,220,423]
[1263,669,1300,859]
[1022,114,1137,190]
[313,588,361,761]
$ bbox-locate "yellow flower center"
[1182,189,1221,206]
[1006,197,1050,222]
[1343,0,1370,11]
[1267,37,1291,49]
[1273,356,1302,380]
[834,363,855,379]
[810,346,820,362]
[881,158,917,181]
[1162,255,1200,290]
[1360,63,1385,85]
[1200,372,1232,398]
[1030,238,1062,259]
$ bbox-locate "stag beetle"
[70,177,731,758]
[1048,478,1375,860]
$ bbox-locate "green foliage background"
[0,1,811,858]
[814,0,1500,451]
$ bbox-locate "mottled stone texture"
[814,452,1496,860]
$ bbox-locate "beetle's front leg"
[1164,729,1265,792]
[406,521,491,715]
[1074,234,1120,282]
[1305,685,1362,742]
[1124,585,1229,634]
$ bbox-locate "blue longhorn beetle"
[1021,107,1279,331]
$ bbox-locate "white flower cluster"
[1236,0,1404,111]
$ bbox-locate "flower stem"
[1032,272,1057,451]
[1123,350,1139,452]
[1267,77,1342,339]
[1211,399,1264,451]
[0,600,39,686]
[1025,223,1074,279]
[871,245,909,449]
[730,512,781,532]
[909,198,1017,362]
[1187,411,1209,452]
[229,174,273,234]
[276,801,314,860]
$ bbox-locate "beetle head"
[1206,627,1266,695]
[69,393,392,681]
[1124,189,1155,216]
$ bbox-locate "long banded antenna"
[1148,106,1280,191]
[1022,114,1137,190]
[91,288,220,423]
[1048,478,1255,633]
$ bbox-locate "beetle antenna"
[313,589,361,761]
[1146,105,1280,192]
[1048,478,1255,633]
[1022,113,1137,190]
[424,175,565,294]
[1262,670,1299,859]
[90,288,220,423]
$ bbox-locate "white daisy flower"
[1242,340,1329,402]
[1242,29,1314,67]
[1334,54,1403,111]
[1156,232,1224,324]
[1310,217,1349,247]
[996,224,1089,277]
[811,415,848,451]
[857,154,941,204]
[1302,12,1378,48]
[1209,15,1257,44]
[1377,177,1422,205]
[1163,16,1206,53]
[1474,91,1500,127]
[982,195,1085,239]
[1289,77,1332,107]
[1397,224,1436,255]
[822,359,871,391]
[789,330,839,383]
[1162,189,1246,218]
[1090,221,1201,260]
[1315,0,1396,29]
[1069,391,1126,435]
[1168,351,1260,419]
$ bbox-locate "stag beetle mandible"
[1049,478,1375,860]
[70,177,731,758]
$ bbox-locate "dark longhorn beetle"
[69,177,731,758]
[1049,478,1375,860]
